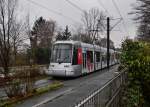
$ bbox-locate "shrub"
[3,66,42,99]
[121,39,150,106]
[4,79,24,98]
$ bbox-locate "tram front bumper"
[47,69,74,77]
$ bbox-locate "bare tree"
[0,0,27,76]
[82,8,106,43]
[71,24,84,41]
[71,24,92,43]
[0,0,17,77]
[96,38,115,49]
[11,19,29,65]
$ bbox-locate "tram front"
[47,41,75,77]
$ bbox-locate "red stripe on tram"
[78,48,82,64]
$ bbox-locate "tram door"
[82,50,87,74]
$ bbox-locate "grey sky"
[20,0,137,48]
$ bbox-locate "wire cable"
[65,0,84,12]
[111,0,129,36]
[97,0,111,16]
[26,0,79,23]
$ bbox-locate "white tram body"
[47,40,119,77]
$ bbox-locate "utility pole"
[90,17,120,69]
[107,17,110,69]
[90,20,101,44]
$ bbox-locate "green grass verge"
[0,81,63,107]
[35,81,63,95]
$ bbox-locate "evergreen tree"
[30,17,56,64]
[132,0,150,41]
[56,25,71,41]
[31,17,56,48]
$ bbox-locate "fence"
[74,69,127,107]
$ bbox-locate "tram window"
[82,53,86,68]
[102,56,105,62]
[72,48,78,65]
[85,54,86,67]
[96,52,100,62]
[104,55,107,63]
[51,44,72,63]
[91,52,93,63]
[87,51,93,63]
[82,53,84,68]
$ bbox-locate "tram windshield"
[51,44,72,63]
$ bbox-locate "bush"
[27,48,51,65]
[3,66,42,99]
[121,39,150,107]
[4,79,24,98]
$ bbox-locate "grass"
[35,81,63,95]
[0,81,63,107]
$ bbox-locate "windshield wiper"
[63,56,69,63]
[58,56,69,64]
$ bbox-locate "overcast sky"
[19,0,137,48]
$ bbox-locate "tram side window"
[82,53,86,68]
[96,52,100,62]
[72,48,78,65]
[91,51,93,63]
[104,55,107,64]
[87,51,93,63]
[102,56,104,62]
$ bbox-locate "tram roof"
[54,40,115,53]
[54,40,80,45]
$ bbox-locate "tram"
[47,40,119,77]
